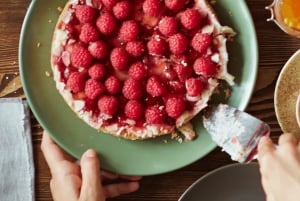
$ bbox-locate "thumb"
[79,149,105,201]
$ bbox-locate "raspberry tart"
[51,0,235,141]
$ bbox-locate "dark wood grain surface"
[1,0,300,200]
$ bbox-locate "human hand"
[257,133,300,201]
[41,131,141,201]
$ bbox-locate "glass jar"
[266,0,300,38]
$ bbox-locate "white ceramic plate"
[178,163,265,201]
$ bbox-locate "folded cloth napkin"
[0,98,34,201]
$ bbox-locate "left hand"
[41,131,142,201]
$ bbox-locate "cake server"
[203,104,270,163]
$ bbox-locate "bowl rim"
[296,94,300,128]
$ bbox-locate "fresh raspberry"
[164,0,186,11]
[102,0,118,9]
[84,79,106,99]
[124,100,143,120]
[113,1,131,20]
[165,95,186,118]
[96,12,116,35]
[122,78,144,100]
[143,0,163,17]
[146,76,166,97]
[173,64,193,82]
[66,72,86,93]
[88,63,106,80]
[145,105,166,124]
[125,41,145,57]
[158,16,178,36]
[185,78,205,97]
[88,40,108,60]
[119,20,140,42]
[193,57,218,77]
[71,45,93,68]
[79,23,99,43]
[147,36,167,55]
[75,5,97,23]
[98,96,119,116]
[105,75,121,94]
[128,61,147,80]
[168,33,188,55]
[180,9,201,30]
[191,33,212,54]
[110,48,129,71]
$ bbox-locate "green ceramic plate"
[19,0,258,175]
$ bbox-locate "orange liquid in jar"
[280,0,300,30]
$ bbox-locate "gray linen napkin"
[0,98,34,201]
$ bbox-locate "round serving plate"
[19,0,258,175]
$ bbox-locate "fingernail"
[84,149,97,158]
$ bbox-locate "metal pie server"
[203,104,270,163]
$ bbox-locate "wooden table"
[1,0,300,200]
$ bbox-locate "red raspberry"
[165,95,186,118]
[180,9,201,30]
[173,64,193,82]
[125,41,145,57]
[96,12,116,35]
[105,75,121,94]
[147,36,167,55]
[158,17,178,36]
[185,78,205,97]
[110,48,129,70]
[88,40,108,60]
[191,33,212,54]
[145,105,166,124]
[146,76,166,97]
[75,5,96,23]
[168,33,188,55]
[98,96,119,116]
[71,45,93,68]
[79,23,99,43]
[143,0,163,17]
[119,20,140,42]
[88,63,106,80]
[122,78,144,100]
[128,62,147,80]
[66,72,86,93]
[84,79,106,100]
[164,0,186,10]
[102,0,118,9]
[113,1,131,20]
[124,100,143,120]
[193,57,217,77]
